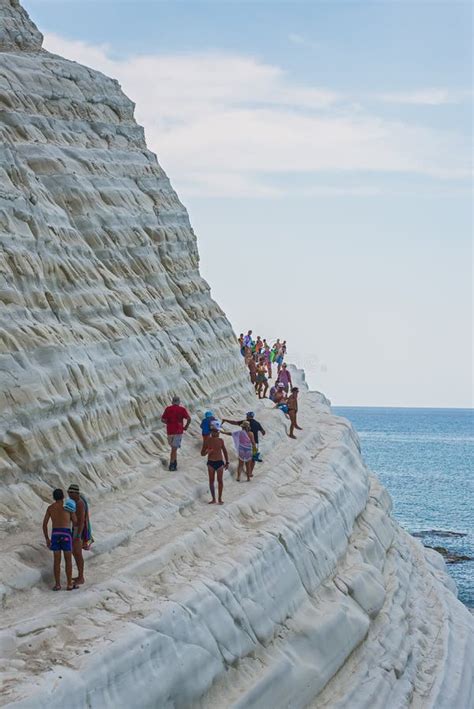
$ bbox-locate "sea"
[333,407,473,609]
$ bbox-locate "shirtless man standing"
[287,387,303,439]
[42,489,77,591]
[201,423,229,505]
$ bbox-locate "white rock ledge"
[2,373,473,708]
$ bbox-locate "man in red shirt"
[161,396,191,471]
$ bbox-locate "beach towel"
[231,430,253,462]
[81,495,94,550]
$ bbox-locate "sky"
[23,0,473,407]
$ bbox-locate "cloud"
[43,33,472,198]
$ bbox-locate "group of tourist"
[160,329,301,505]
[44,329,301,590]
[238,329,301,437]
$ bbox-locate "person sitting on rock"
[273,383,286,405]
[42,489,78,591]
[201,421,229,504]
[161,396,191,471]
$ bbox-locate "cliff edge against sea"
[0,2,473,707]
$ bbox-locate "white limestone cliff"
[0,3,473,707]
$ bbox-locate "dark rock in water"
[412,529,467,539]
[426,546,473,564]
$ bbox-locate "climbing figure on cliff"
[277,362,292,393]
[287,387,302,439]
[161,396,191,471]
[67,483,93,585]
[247,351,257,385]
[200,410,215,455]
[42,489,78,591]
[201,421,229,504]
[222,411,265,469]
[263,343,272,379]
[243,330,253,349]
[276,345,285,376]
[229,421,255,481]
[255,358,269,399]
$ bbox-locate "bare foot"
[246,477,251,482]
[52,585,61,591]
[295,425,303,430]
[218,501,224,505]
[73,577,85,585]
[236,476,241,482]
[289,434,297,439]
[67,584,79,591]
[208,500,216,504]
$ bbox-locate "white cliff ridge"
[0,2,473,707]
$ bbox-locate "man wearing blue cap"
[200,410,215,454]
[221,411,266,471]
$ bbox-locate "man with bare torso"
[287,387,303,439]
[201,423,229,504]
[42,489,77,591]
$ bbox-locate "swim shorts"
[50,528,73,552]
[207,460,225,471]
[168,434,183,448]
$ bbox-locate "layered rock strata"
[1,3,473,708]
[0,0,252,531]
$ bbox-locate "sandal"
[52,585,61,591]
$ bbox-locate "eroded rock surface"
[1,3,473,708]
[0,0,251,526]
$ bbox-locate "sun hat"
[67,484,80,494]
[64,498,76,513]
[204,410,213,418]
[210,420,222,431]
[246,411,255,418]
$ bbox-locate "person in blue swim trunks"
[42,489,78,591]
[201,422,229,505]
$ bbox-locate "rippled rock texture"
[1,3,473,708]
[0,0,251,523]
